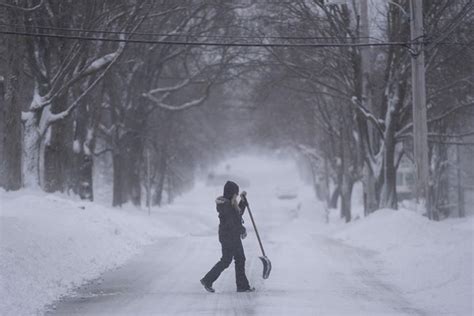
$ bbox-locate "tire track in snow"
[318,236,428,316]
[49,233,259,315]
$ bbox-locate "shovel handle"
[243,198,266,257]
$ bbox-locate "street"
[48,159,425,316]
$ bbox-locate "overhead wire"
[0,29,413,48]
[0,25,470,48]
[0,22,383,41]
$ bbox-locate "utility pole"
[360,0,377,215]
[409,0,431,219]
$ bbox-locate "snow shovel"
[242,196,272,279]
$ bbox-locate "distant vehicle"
[206,172,250,188]
[275,186,298,200]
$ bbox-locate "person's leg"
[234,240,250,290]
[202,242,233,286]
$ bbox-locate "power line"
[0,29,413,48]
[0,22,383,42]
[2,23,471,45]
[0,29,470,48]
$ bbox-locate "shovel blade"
[259,256,272,279]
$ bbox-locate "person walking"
[200,180,255,293]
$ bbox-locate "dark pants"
[202,238,250,290]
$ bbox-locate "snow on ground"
[333,209,474,316]
[0,190,182,315]
[1,154,473,315]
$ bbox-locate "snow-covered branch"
[56,39,126,98]
[148,78,192,95]
[39,39,127,131]
[143,55,226,112]
[143,85,211,112]
[0,0,43,11]
[82,52,120,77]
[28,36,125,114]
[351,96,385,139]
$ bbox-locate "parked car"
[275,186,298,200]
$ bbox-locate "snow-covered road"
[48,231,425,316]
[47,157,428,316]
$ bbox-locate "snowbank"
[333,209,473,315]
[0,189,181,316]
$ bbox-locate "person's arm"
[237,193,248,239]
[238,200,247,216]
[238,191,248,216]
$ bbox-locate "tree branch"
[397,101,474,138]
[0,0,43,11]
[143,84,211,112]
[351,96,385,139]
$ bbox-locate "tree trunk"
[153,150,168,206]
[22,111,43,188]
[340,176,353,223]
[77,153,93,200]
[43,121,69,193]
[153,121,171,207]
[309,161,322,200]
[166,173,174,204]
[379,136,398,209]
[363,166,378,215]
[1,30,22,190]
[43,94,71,193]
[112,152,125,207]
[431,143,449,217]
[127,153,142,206]
[112,139,142,207]
[124,133,142,206]
[71,98,95,201]
[72,138,94,201]
[329,185,340,209]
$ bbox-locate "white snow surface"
[1,155,473,315]
[0,190,182,315]
[333,209,473,316]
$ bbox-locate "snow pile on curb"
[0,189,181,316]
[333,209,473,315]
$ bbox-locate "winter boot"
[200,279,215,293]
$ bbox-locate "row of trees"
[0,0,251,206]
[249,0,473,221]
[1,0,472,217]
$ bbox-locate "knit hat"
[223,181,239,200]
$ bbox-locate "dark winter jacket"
[216,196,246,244]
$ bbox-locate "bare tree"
[18,1,141,193]
[0,1,30,190]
